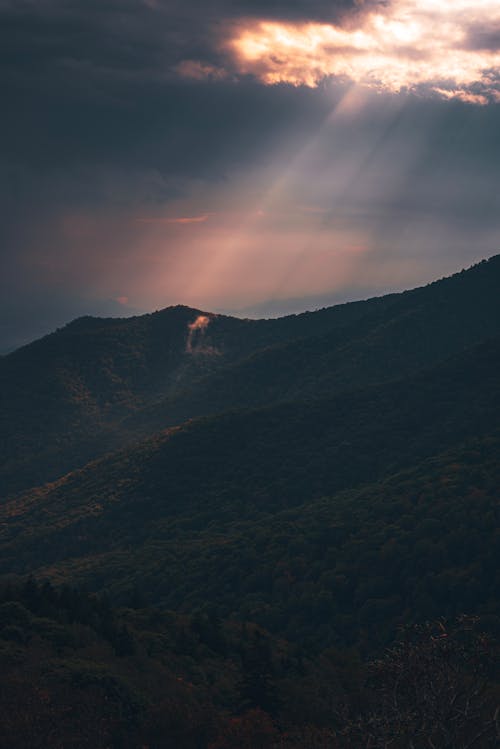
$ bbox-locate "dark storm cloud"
[2,0,360,171]
[0,0,359,79]
[0,0,384,179]
[0,0,341,239]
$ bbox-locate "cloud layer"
[223,0,500,103]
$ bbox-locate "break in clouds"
[184,0,500,105]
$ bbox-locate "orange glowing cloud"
[224,0,500,103]
[188,314,210,333]
[135,214,210,225]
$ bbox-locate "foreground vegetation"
[1,580,498,748]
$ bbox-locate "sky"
[1,0,500,351]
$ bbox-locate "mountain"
[1,329,499,648]
[0,255,499,646]
[2,254,500,497]
[1,255,500,747]
[0,297,393,497]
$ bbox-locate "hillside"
[1,255,500,497]
[2,580,497,748]
[124,254,500,437]
[0,296,392,496]
[1,332,499,649]
[1,255,500,747]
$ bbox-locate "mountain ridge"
[1,254,500,498]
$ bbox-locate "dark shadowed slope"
[1,255,500,497]
[0,296,395,497]
[1,333,499,649]
[1,257,499,749]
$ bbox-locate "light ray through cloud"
[176,85,422,308]
[170,87,360,306]
[224,0,500,103]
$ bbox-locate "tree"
[340,617,500,748]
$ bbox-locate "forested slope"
[1,256,500,748]
[2,255,500,497]
[1,334,499,650]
